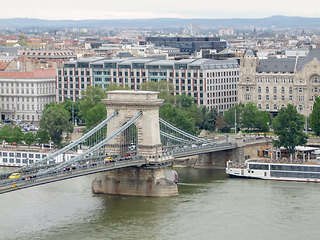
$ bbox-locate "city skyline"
[1,0,319,20]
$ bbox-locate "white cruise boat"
[0,149,79,167]
[226,146,320,182]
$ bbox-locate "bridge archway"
[119,123,138,156]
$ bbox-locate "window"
[281,87,284,93]
[282,95,285,101]
[258,87,261,93]
[266,95,269,100]
[289,95,293,101]
[266,87,269,93]
[273,87,277,93]
[299,88,303,93]
[274,95,277,100]
[289,87,292,93]
[298,105,303,111]
[274,104,277,110]
[266,104,269,110]
[258,95,261,100]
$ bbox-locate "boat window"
[249,164,269,170]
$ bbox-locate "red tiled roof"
[0,68,56,78]
[1,36,18,40]
[0,62,9,70]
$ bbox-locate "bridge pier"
[92,167,178,197]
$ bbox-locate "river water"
[1,166,320,240]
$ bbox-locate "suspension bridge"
[0,91,238,196]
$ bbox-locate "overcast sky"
[1,0,319,20]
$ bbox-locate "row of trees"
[0,125,50,147]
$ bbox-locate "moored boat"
[226,146,320,182]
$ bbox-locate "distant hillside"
[0,16,320,30]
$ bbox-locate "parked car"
[3,118,11,123]
[78,128,83,132]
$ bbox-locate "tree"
[139,80,175,104]
[242,102,260,131]
[39,105,74,145]
[61,98,81,124]
[10,127,24,145]
[159,103,199,135]
[223,102,245,130]
[272,104,308,154]
[205,108,218,131]
[23,132,36,148]
[0,125,13,143]
[310,96,320,136]
[256,110,271,134]
[84,102,108,130]
[35,130,50,146]
[79,85,108,127]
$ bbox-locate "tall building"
[0,68,56,122]
[57,57,240,113]
[239,48,320,117]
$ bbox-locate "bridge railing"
[172,142,237,154]
[0,155,146,193]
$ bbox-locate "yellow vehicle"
[9,173,21,179]
[104,156,114,163]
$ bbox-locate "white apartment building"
[57,57,240,113]
[0,68,56,122]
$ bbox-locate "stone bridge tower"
[102,90,164,158]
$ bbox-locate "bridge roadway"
[0,142,238,194]
[172,142,237,158]
[0,156,172,194]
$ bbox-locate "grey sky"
[1,0,319,20]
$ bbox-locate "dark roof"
[296,48,320,71]
[257,58,295,73]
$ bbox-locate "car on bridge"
[9,173,21,179]
[104,156,115,163]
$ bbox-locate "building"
[239,48,320,117]
[0,68,56,122]
[145,37,227,54]
[57,57,240,113]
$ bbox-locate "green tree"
[11,126,24,145]
[35,130,50,146]
[39,105,74,145]
[139,80,175,104]
[159,103,199,135]
[79,85,107,126]
[0,125,12,143]
[85,102,108,130]
[23,132,36,148]
[242,102,260,131]
[256,110,271,134]
[205,108,218,131]
[223,102,245,130]
[61,98,81,124]
[310,97,320,136]
[272,104,308,154]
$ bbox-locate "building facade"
[0,68,56,122]
[239,48,320,116]
[57,57,240,113]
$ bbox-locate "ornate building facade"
[239,48,320,117]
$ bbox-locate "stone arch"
[116,120,142,156]
[309,74,320,84]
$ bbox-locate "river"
[1,166,320,240]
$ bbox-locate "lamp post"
[235,108,237,135]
